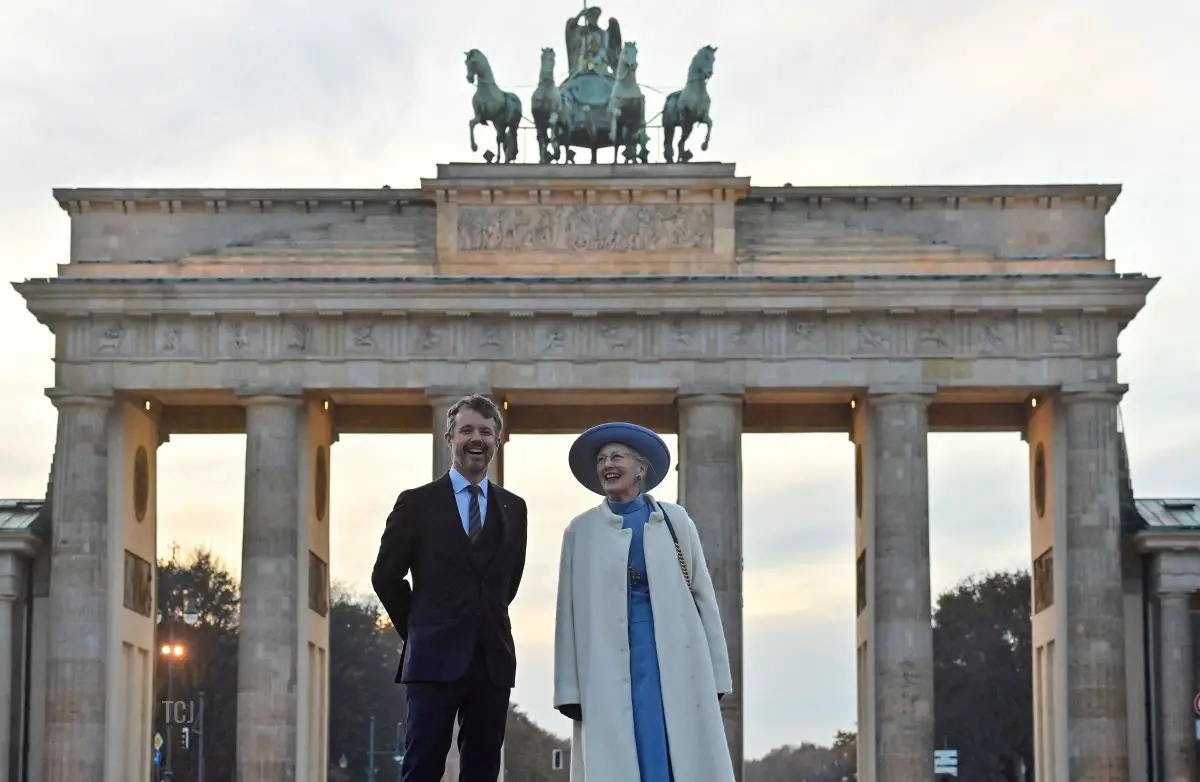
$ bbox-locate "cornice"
[745,184,1121,212]
[52,188,430,214]
[422,162,750,201]
[12,274,1158,321]
[51,181,1122,214]
[0,532,40,558]
[1133,530,1200,553]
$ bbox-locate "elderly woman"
[553,421,736,782]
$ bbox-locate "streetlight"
[157,586,199,782]
[159,641,185,780]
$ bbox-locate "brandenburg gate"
[13,163,1155,781]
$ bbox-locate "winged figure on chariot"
[466,6,717,165]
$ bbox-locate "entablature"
[16,274,1156,323]
[15,275,1155,374]
[52,180,1121,215]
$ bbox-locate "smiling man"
[372,393,529,782]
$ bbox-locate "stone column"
[1157,590,1195,782]
[238,394,304,782]
[42,392,112,782]
[1062,389,1129,780]
[431,393,461,782]
[868,392,934,782]
[488,427,506,486]
[431,395,458,479]
[677,392,744,780]
[0,551,24,782]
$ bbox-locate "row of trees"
[154,549,571,782]
[744,571,1033,782]
[155,550,410,781]
[154,548,1032,781]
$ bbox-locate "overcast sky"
[2,0,1195,759]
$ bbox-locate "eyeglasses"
[596,451,633,466]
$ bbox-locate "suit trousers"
[402,643,511,782]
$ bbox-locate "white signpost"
[934,748,958,776]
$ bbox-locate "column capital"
[236,388,305,407]
[44,388,114,409]
[0,550,26,601]
[0,535,39,560]
[425,387,494,405]
[1060,382,1127,403]
[676,385,745,405]
[865,383,937,406]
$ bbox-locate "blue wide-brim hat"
[569,422,671,495]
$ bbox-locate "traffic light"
[181,727,189,749]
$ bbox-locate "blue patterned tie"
[467,484,483,542]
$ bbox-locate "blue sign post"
[154,749,162,766]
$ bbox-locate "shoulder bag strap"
[656,503,692,587]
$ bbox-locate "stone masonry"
[678,393,745,777]
[12,164,1159,782]
[238,395,304,782]
[867,393,934,782]
[1063,391,1129,780]
[41,394,111,782]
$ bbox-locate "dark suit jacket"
[371,474,528,687]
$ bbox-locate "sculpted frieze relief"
[474,322,507,357]
[597,322,637,356]
[975,318,1014,355]
[70,312,1111,363]
[727,320,763,355]
[456,204,714,253]
[412,322,448,356]
[284,321,313,355]
[536,323,570,357]
[1046,320,1078,352]
[345,321,384,355]
[851,319,891,354]
[917,320,950,351]
[222,320,258,356]
[94,321,128,355]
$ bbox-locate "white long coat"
[553,497,736,781]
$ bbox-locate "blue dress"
[608,495,674,782]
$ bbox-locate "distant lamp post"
[158,640,186,780]
[157,587,199,781]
